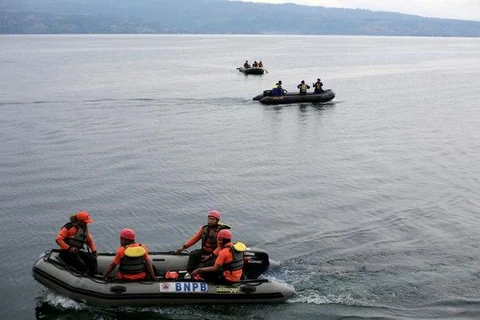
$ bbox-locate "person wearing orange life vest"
[191,229,244,284]
[56,210,98,276]
[297,80,310,95]
[102,228,155,280]
[175,210,231,273]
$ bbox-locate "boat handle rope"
[231,279,269,287]
[42,249,271,286]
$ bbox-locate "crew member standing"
[297,80,310,95]
[313,78,324,93]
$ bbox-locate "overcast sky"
[236,0,480,21]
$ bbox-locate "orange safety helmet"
[120,228,135,240]
[217,229,232,240]
[76,211,93,223]
[208,210,221,220]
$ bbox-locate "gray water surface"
[1,35,480,319]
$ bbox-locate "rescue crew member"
[191,229,244,284]
[297,80,310,95]
[175,210,230,273]
[272,80,286,96]
[56,210,98,276]
[313,78,324,93]
[102,228,155,280]
[258,61,263,68]
[243,60,251,69]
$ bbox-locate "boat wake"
[37,290,85,310]
[36,288,273,319]
[290,289,359,305]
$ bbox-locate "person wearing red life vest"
[56,210,98,276]
[175,210,231,273]
[102,228,155,280]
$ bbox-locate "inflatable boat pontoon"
[253,89,335,104]
[238,67,265,75]
[32,249,295,306]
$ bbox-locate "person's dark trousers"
[186,249,203,273]
[186,249,216,273]
[200,272,239,285]
[201,270,222,283]
[59,250,98,276]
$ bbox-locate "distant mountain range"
[1,0,479,36]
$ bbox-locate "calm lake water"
[1,34,480,319]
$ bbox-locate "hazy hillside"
[1,0,479,36]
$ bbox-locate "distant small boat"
[237,67,265,75]
[253,89,335,105]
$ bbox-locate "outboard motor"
[242,247,270,279]
[263,90,272,97]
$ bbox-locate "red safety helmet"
[208,210,221,220]
[76,211,93,223]
[120,228,135,240]
[217,229,232,240]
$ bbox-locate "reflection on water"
[261,101,336,112]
